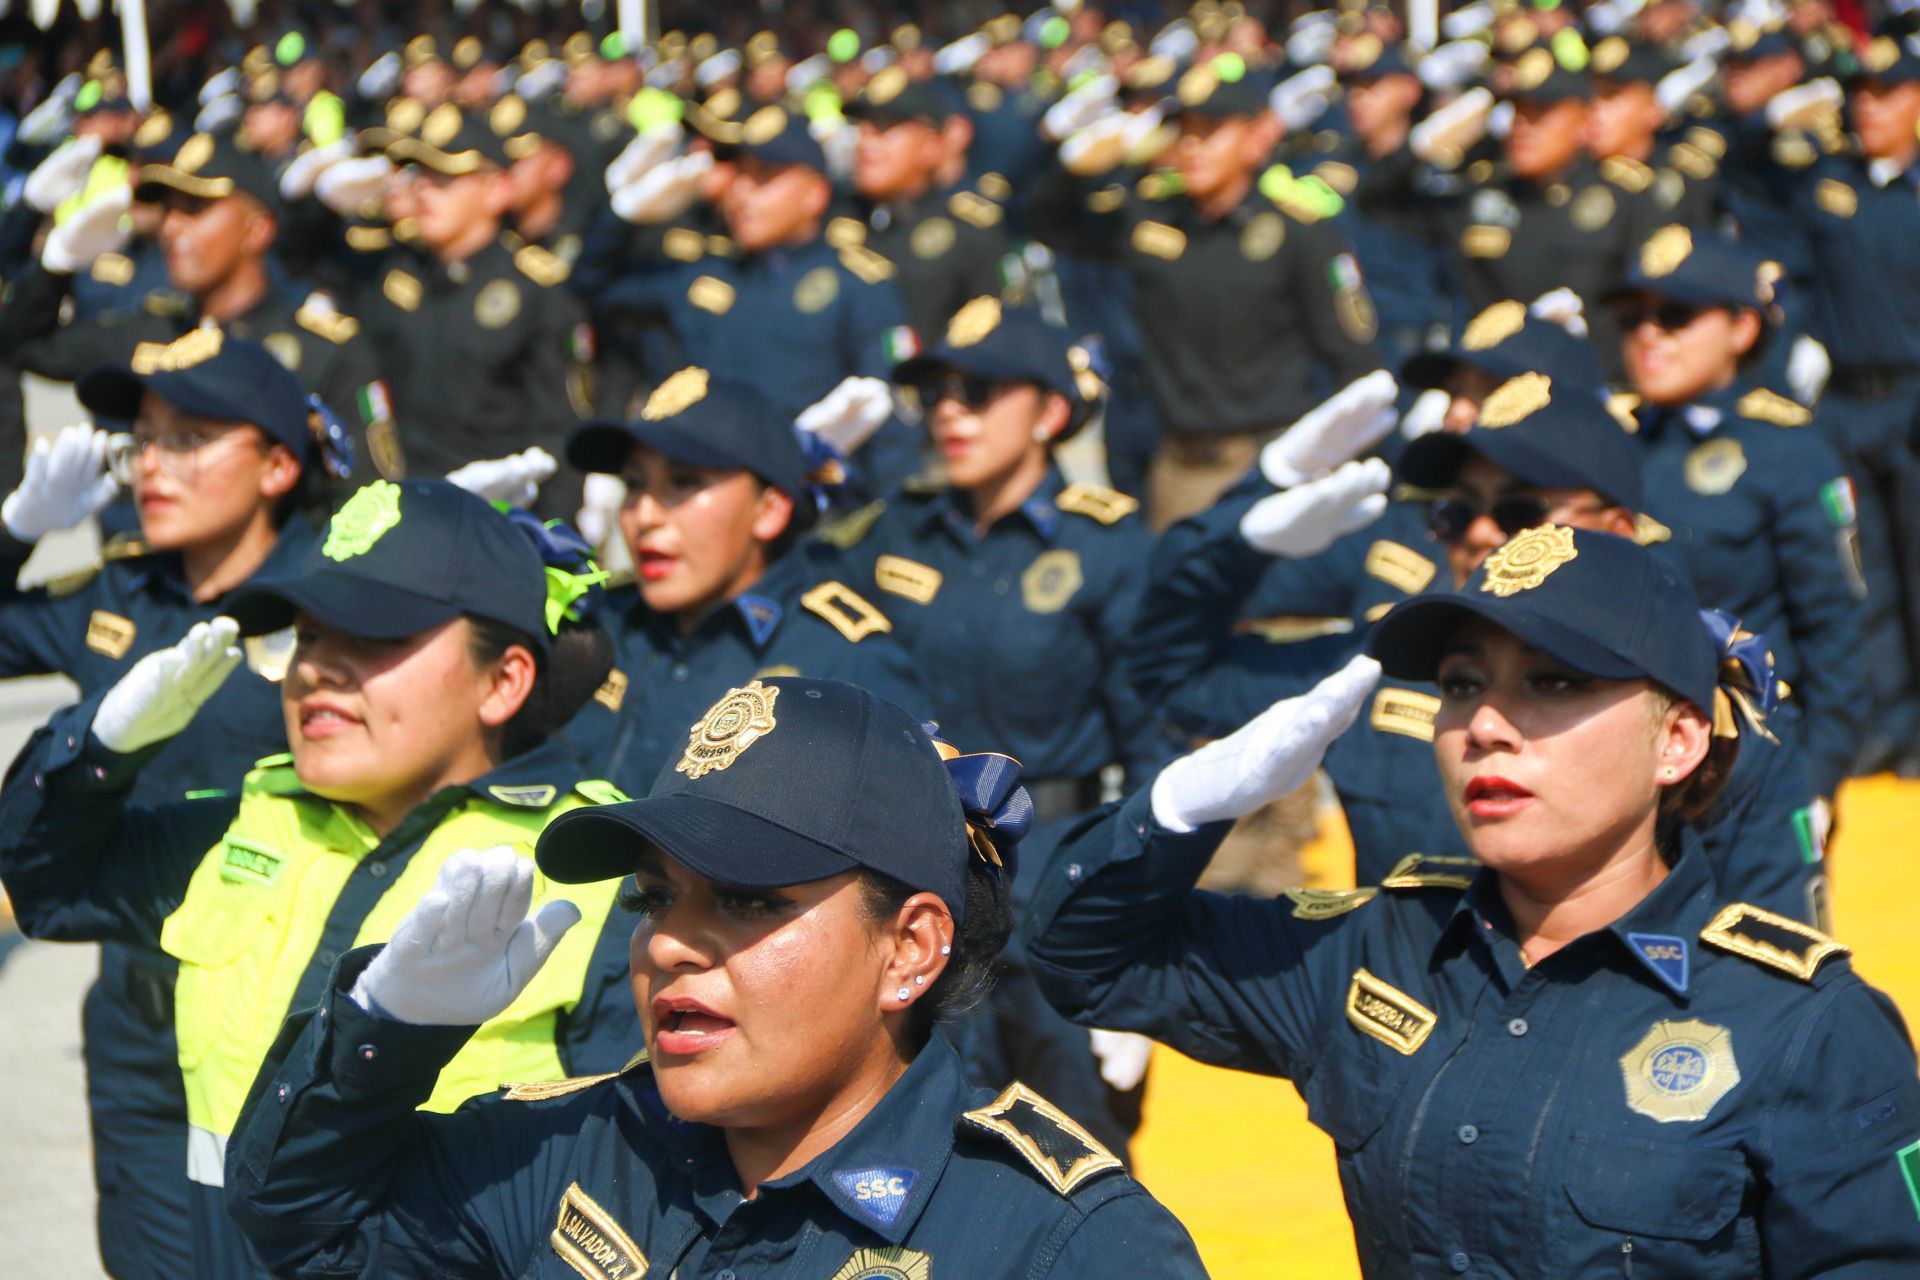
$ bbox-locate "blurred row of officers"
[1,1,1919,1276]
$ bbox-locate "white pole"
[1409,0,1439,52]
[121,0,153,111]
[616,0,656,53]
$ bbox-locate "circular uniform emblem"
[1240,211,1286,262]
[910,216,957,260]
[1620,1018,1740,1123]
[1479,524,1577,597]
[322,480,404,562]
[677,680,780,780]
[1685,438,1747,496]
[475,278,521,329]
[1021,549,1084,614]
[1570,184,1616,232]
[262,331,303,373]
[793,265,840,315]
[830,1248,932,1280]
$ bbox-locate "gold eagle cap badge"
[677,680,780,780]
[1479,525,1578,597]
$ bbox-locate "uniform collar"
[919,467,1066,543]
[460,736,590,803]
[135,512,316,602]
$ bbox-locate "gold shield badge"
[677,680,780,780]
[1620,1018,1739,1123]
[829,1246,932,1280]
[1021,549,1083,614]
[475,279,521,329]
[1240,211,1285,262]
[1685,438,1747,496]
[793,265,840,314]
[1479,525,1578,596]
[910,216,957,260]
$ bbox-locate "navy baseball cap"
[227,479,551,651]
[722,104,827,169]
[537,678,1026,925]
[566,368,816,529]
[77,331,339,473]
[1368,526,1718,714]
[1503,42,1590,103]
[844,65,960,126]
[1845,33,1920,85]
[135,131,281,208]
[1588,35,1678,86]
[382,103,509,173]
[1403,299,1606,390]
[1173,55,1273,118]
[1398,371,1643,510]
[894,298,1106,432]
[1609,225,1784,316]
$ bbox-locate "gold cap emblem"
[867,65,909,105]
[641,367,711,420]
[677,681,780,780]
[175,132,215,174]
[1514,47,1555,91]
[1620,1018,1740,1123]
[1476,372,1552,429]
[1462,300,1528,352]
[1479,525,1578,597]
[946,296,1002,348]
[421,102,462,148]
[130,327,224,375]
[1640,225,1692,278]
[741,105,787,145]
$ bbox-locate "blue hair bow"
[1699,608,1782,744]
[796,430,856,514]
[922,722,1033,876]
[493,503,611,633]
[306,394,356,481]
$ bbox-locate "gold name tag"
[1346,968,1437,1055]
[1370,688,1442,742]
[86,610,138,659]
[552,1183,648,1280]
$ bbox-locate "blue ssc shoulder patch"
[832,1167,916,1227]
[1628,932,1690,995]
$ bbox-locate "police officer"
[225,677,1210,1278]
[0,479,632,1280]
[1584,34,1720,228]
[561,367,927,795]
[1032,531,1920,1276]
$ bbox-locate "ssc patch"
[794,265,841,314]
[1685,438,1747,496]
[830,1247,932,1280]
[832,1167,916,1227]
[1345,968,1436,1055]
[1627,932,1690,996]
[220,836,285,887]
[86,610,137,659]
[1620,1018,1739,1123]
[551,1182,648,1280]
[1021,549,1083,614]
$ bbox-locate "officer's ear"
[480,169,515,218]
[939,113,973,163]
[750,482,797,544]
[1036,390,1073,443]
[234,194,279,255]
[1728,307,1764,359]
[256,442,303,503]
[796,168,832,220]
[1243,111,1284,163]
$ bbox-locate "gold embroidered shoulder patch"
[687,275,735,315]
[961,1081,1124,1195]
[1700,903,1849,982]
[1285,886,1379,920]
[382,269,422,312]
[1346,968,1436,1055]
[801,581,892,643]
[295,299,360,344]
[662,227,707,262]
[503,1072,616,1101]
[1369,688,1441,742]
[1364,540,1437,595]
[86,610,137,659]
[552,1181,649,1279]
[1736,388,1812,427]
[838,245,896,285]
[515,243,570,286]
[1131,219,1187,261]
[815,499,886,550]
[1056,482,1139,525]
[949,190,1003,228]
[91,252,135,286]
[1380,853,1479,890]
[874,554,942,605]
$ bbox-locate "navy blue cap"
[1338,34,1418,81]
[1399,371,1643,510]
[716,103,827,169]
[1403,299,1606,390]
[1368,526,1718,714]
[1587,35,1679,85]
[1721,21,1801,63]
[77,331,336,472]
[536,678,1004,924]
[844,65,961,126]
[1610,225,1784,316]
[566,368,816,530]
[1172,56,1274,118]
[893,298,1105,432]
[1502,42,1590,103]
[1844,32,1920,85]
[227,479,551,652]
[134,131,281,208]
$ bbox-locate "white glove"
[1441,2,1495,40]
[16,76,79,146]
[1401,388,1452,440]
[604,123,683,194]
[1766,78,1841,132]
[349,847,582,1026]
[1259,370,1400,488]
[1285,15,1338,69]
[1042,74,1118,143]
[358,52,403,102]
[1059,110,1140,176]
[611,151,713,225]
[279,140,355,201]
[1681,27,1732,64]
[1270,65,1337,133]
[934,33,991,77]
[194,95,245,137]
[576,473,626,551]
[1239,458,1391,558]
[2,423,118,541]
[1089,1029,1154,1091]
[445,447,558,508]
[24,134,101,213]
[796,375,893,456]
[786,54,831,94]
[1151,655,1382,833]
[516,60,569,104]
[315,155,393,217]
[1656,57,1719,118]
[1149,22,1199,62]
[1411,87,1494,165]
[1419,41,1492,92]
[1487,100,1515,141]
[1529,287,1588,339]
[199,67,240,105]
[1787,336,1831,408]
[92,618,243,754]
[43,186,133,278]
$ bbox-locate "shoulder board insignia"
[1815,178,1857,218]
[1361,602,1393,624]
[1607,391,1643,433]
[901,473,946,496]
[801,581,893,643]
[1381,853,1480,890]
[1736,387,1812,427]
[383,269,422,312]
[1284,886,1379,920]
[345,225,392,252]
[1600,155,1654,193]
[1086,185,1127,214]
[815,499,886,550]
[706,235,736,258]
[91,252,135,286]
[688,274,736,314]
[1667,141,1715,181]
[1364,540,1436,595]
[1136,172,1182,202]
[502,1072,616,1101]
[44,565,101,598]
[487,784,559,808]
[1772,132,1817,169]
[961,1081,1124,1195]
[824,216,866,249]
[662,226,708,262]
[143,291,190,318]
[102,532,151,562]
[85,610,137,659]
[1700,902,1848,982]
[978,171,1012,202]
[949,190,1003,229]
[1685,126,1727,158]
[295,300,360,344]
[514,244,570,287]
[1130,220,1187,261]
[574,779,632,806]
[1055,482,1139,525]
[1234,614,1356,643]
[1370,688,1441,742]
[874,554,942,605]
[838,245,896,285]
[593,669,628,713]
[1346,968,1437,1055]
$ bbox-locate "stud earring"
[897,987,911,1001]
[1661,765,1678,781]
[1032,425,1050,442]
[940,945,951,955]
[914,975,925,985]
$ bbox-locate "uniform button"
[32,772,43,788]
[715,1272,736,1280]
[1449,1250,1470,1273]
[1066,863,1082,881]
[275,1084,289,1102]
[318,950,338,966]
[671,664,689,682]
[1456,1123,1479,1145]
[357,1044,377,1061]
[369,862,388,879]
[1508,1017,1529,1037]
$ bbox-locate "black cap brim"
[77,365,246,426]
[537,794,859,886]
[226,573,464,640]
[1399,429,1605,495]
[565,419,757,476]
[1368,593,1646,686]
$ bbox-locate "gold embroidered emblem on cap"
[1177,62,1219,106]
[867,65,909,105]
[1346,968,1436,1055]
[176,132,215,173]
[1515,47,1555,90]
[1685,438,1747,496]
[386,97,425,135]
[551,1182,649,1279]
[130,328,224,376]
[1462,300,1528,351]
[1480,524,1577,596]
[420,102,461,148]
[640,367,709,420]
[677,680,780,780]
[1620,1019,1739,1123]
[1476,371,1552,429]
[830,1246,933,1280]
[1641,224,1692,277]
[947,295,1001,347]
[1592,36,1628,73]
[322,480,404,561]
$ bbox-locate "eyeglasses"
[107,425,260,484]
[1427,495,1608,543]
[1611,299,1721,331]
[908,370,1011,411]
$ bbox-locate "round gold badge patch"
[677,680,780,779]
[1021,549,1084,614]
[1685,438,1747,496]
[1239,211,1285,262]
[1479,525,1578,597]
[1620,1018,1739,1123]
[910,216,957,260]
[475,278,521,329]
[794,265,840,314]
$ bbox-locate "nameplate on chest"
[552,1182,648,1280]
[85,610,138,659]
[1345,968,1436,1055]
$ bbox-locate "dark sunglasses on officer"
[1427,493,1611,543]
[908,368,1025,412]
[1609,296,1727,332]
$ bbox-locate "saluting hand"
[350,847,582,1027]
[92,618,244,754]
[40,184,131,275]
[611,151,714,225]
[2,423,119,542]
[797,376,894,456]
[23,134,101,213]
[446,447,558,509]
[1239,458,1391,558]
[1259,369,1399,488]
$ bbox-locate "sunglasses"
[1427,495,1607,543]
[908,369,1010,411]
[1612,299,1722,331]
